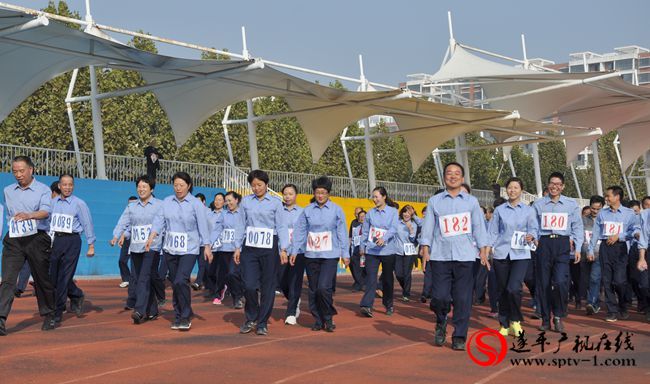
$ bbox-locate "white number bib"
[353,235,361,247]
[246,226,274,249]
[221,228,235,244]
[50,213,74,233]
[131,224,152,244]
[368,226,387,242]
[541,212,568,231]
[306,231,333,252]
[164,231,188,253]
[8,218,37,238]
[603,221,623,237]
[584,230,592,245]
[510,231,528,250]
[403,242,417,255]
[439,212,471,238]
[211,238,222,251]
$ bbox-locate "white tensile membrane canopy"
[431,44,650,169]
[0,7,599,173]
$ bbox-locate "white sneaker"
[119,281,129,288]
[295,298,301,319]
[285,315,297,325]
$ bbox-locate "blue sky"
[9,0,649,87]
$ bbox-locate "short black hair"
[225,190,242,203]
[135,175,155,190]
[12,155,34,168]
[547,172,565,184]
[642,196,650,206]
[505,177,524,190]
[172,171,193,193]
[589,195,605,206]
[282,184,298,194]
[214,192,225,200]
[58,174,74,182]
[50,181,61,195]
[461,183,471,194]
[444,162,465,177]
[312,176,332,193]
[582,206,590,213]
[493,197,506,208]
[606,185,624,200]
[195,193,206,202]
[247,169,269,185]
[627,200,641,209]
[128,195,138,201]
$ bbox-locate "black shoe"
[234,299,244,309]
[132,311,145,325]
[256,325,268,336]
[191,282,201,291]
[178,318,191,331]
[538,322,550,332]
[240,321,257,334]
[360,307,373,318]
[553,317,565,333]
[13,290,23,298]
[124,305,134,311]
[434,319,447,346]
[54,314,62,324]
[72,296,84,317]
[530,311,542,320]
[170,320,181,330]
[575,302,582,311]
[147,314,159,321]
[605,313,617,322]
[420,296,427,304]
[386,307,394,316]
[324,320,336,332]
[0,318,6,336]
[451,337,466,351]
[645,311,650,323]
[42,315,56,331]
[311,322,323,331]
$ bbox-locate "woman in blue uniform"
[291,176,348,331]
[146,172,212,331]
[234,170,289,336]
[279,184,305,326]
[394,206,418,302]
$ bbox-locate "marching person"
[533,172,583,332]
[420,162,489,350]
[279,184,305,325]
[118,196,138,289]
[583,195,604,315]
[234,170,289,336]
[291,176,348,331]
[587,186,638,322]
[49,174,95,324]
[635,203,650,323]
[0,156,57,335]
[349,209,366,292]
[111,175,165,324]
[394,205,418,302]
[487,177,538,337]
[146,172,213,331]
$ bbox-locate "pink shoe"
[212,298,222,305]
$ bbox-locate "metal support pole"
[591,141,604,196]
[507,151,516,177]
[88,65,107,179]
[221,105,236,166]
[432,150,444,187]
[240,26,259,170]
[359,54,377,192]
[645,150,650,196]
[454,135,471,185]
[531,143,543,196]
[612,136,632,199]
[65,68,84,178]
[340,127,357,198]
[570,162,583,200]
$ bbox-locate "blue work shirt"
[488,201,538,260]
[50,194,96,244]
[152,194,211,256]
[291,200,348,259]
[350,222,363,254]
[361,205,399,256]
[420,190,489,262]
[636,209,650,250]
[533,195,584,246]
[209,208,245,253]
[4,177,51,232]
[235,193,289,251]
[113,197,163,253]
[588,205,638,255]
[281,204,304,255]
[393,219,418,256]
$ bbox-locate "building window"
[640,58,650,68]
[615,58,635,70]
[588,63,600,72]
[621,73,634,83]
[603,61,614,71]
[638,73,650,84]
[569,65,585,73]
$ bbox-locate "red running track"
[1,275,648,384]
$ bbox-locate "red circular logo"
[467,328,508,367]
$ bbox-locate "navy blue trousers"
[194,246,208,286]
[240,238,279,327]
[349,249,366,290]
[360,254,396,309]
[211,251,244,302]
[430,260,474,339]
[535,237,571,322]
[394,255,415,298]
[473,259,498,312]
[118,239,131,282]
[16,260,31,293]
[164,253,197,321]
[130,251,163,317]
[493,257,529,327]
[50,234,84,316]
[281,254,305,317]
[305,257,338,325]
[421,260,434,299]
[599,241,628,315]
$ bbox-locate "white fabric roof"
[0,7,598,170]
[431,44,650,169]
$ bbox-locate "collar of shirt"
[312,200,332,210]
[506,201,525,210]
[137,198,154,207]
[13,177,37,191]
[225,208,240,215]
[283,204,299,212]
[543,195,568,205]
[443,190,467,200]
[172,194,193,204]
[606,205,623,213]
[374,204,388,213]
[251,192,272,202]
[55,195,75,205]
